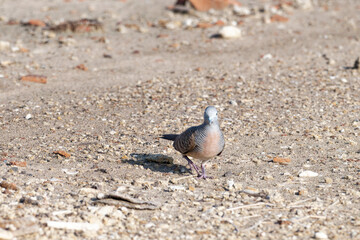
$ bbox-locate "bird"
[161,106,225,179]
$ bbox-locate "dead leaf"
[189,0,233,11]
[9,161,27,167]
[273,157,291,165]
[21,75,47,84]
[27,19,46,27]
[270,14,289,22]
[53,150,71,158]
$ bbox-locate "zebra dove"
[161,106,225,179]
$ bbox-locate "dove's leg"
[198,163,213,179]
[183,156,201,176]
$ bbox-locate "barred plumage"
[161,106,225,179]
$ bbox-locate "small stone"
[314,231,328,239]
[262,53,273,60]
[324,177,333,184]
[233,5,251,16]
[62,169,78,175]
[0,181,18,191]
[0,228,13,240]
[219,26,241,39]
[145,222,155,229]
[116,25,128,33]
[75,64,88,71]
[0,60,13,67]
[229,100,238,106]
[243,187,259,195]
[138,27,149,33]
[0,40,10,51]
[223,171,233,177]
[296,0,313,10]
[263,175,274,180]
[165,21,181,30]
[227,179,234,190]
[96,206,114,216]
[296,188,308,196]
[25,114,32,120]
[299,170,318,177]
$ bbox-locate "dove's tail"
[160,134,179,141]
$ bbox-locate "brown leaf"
[270,14,289,22]
[273,157,291,165]
[9,161,27,167]
[27,19,46,27]
[189,0,232,11]
[21,75,47,84]
[53,150,71,158]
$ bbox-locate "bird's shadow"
[121,153,191,175]
[344,57,359,70]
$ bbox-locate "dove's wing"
[173,126,198,155]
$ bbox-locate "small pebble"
[314,231,328,239]
[324,177,333,184]
[219,26,241,39]
[0,40,10,51]
[299,170,318,177]
[25,114,32,120]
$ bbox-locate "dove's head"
[204,106,218,125]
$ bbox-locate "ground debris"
[273,157,291,165]
[20,75,47,84]
[53,150,71,158]
[21,19,46,27]
[94,192,160,210]
[48,18,103,33]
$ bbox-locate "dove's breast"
[188,126,224,161]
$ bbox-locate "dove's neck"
[203,120,219,128]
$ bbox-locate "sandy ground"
[1,0,360,239]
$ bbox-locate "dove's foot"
[197,163,213,179]
[183,156,201,176]
[197,173,213,179]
